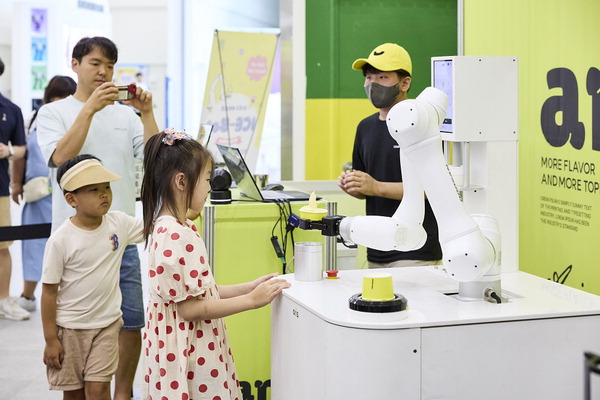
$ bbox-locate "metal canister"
[294,242,323,282]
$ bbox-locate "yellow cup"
[361,273,395,301]
[299,206,327,221]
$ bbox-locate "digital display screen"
[433,60,453,133]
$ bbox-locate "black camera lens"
[210,168,232,190]
[210,168,232,204]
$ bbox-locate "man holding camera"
[37,36,159,400]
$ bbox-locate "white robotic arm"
[339,87,501,290]
[339,152,427,252]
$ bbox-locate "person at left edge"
[36,36,160,400]
[11,75,77,313]
[0,56,28,321]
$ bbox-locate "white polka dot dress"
[142,215,242,400]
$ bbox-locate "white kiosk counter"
[271,267,600,399]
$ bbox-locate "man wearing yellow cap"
[338,43,442,268]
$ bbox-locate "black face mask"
[364,82,400,109]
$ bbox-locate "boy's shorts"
[0,197,13,249]
[120,245,145,330]
[47,318,123,391]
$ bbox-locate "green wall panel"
[306,0,458,99]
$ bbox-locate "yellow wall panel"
[305,98,377,180]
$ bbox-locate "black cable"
[338,237,358,249]
[285,201,293,270]
[280,200,289,274]
[271,203,280,237]
[490,291,502,304]
[281,200,296,274]
[278,201,287,271]
[276,200,285,242]
[286,201,295,254]
[269,200,288,274]
[267,199,299,274]
[280,201,288,273]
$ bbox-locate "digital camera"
[117,83,137,100]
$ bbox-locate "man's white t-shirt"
[37,95,144,231]
[41,211,144,329]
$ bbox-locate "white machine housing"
[271,267,600,400]
[433,56,519,274]
[431,56,518,141]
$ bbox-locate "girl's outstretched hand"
[249,278,291,309]
[250,273,279,291]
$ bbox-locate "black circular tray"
[348,293,408,313]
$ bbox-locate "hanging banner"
[30,8,48,99]
[465,0,600,295]
[200,30,278,169]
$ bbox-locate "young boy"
[41,154,143,400]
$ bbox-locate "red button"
[326,270,339,278]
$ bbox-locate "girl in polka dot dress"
[140,129,291,400]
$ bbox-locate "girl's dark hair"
[56,154,100,194]
[43,75,76,104]
[72,36,118,64]
[141,131,213,245]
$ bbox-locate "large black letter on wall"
[587,67,600,151]
[541,68,585,149]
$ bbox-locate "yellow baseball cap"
[59,158,121,192]
[352,43,412,75]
